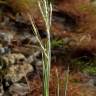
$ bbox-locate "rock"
[0,84,4,96]
[5,63,33,82]
[1,53,26,67]
[0,48,5,55]
[30,36,38,44]
[86,79,95,87]
[15,13,26,23]
[63,37,71,44]
[12,46,39,56]
[33,51,41,57]
[35,60,42,74]
[0,31,14,45]
[0,47,11,55]
[36,61,42,68]
[6,54,16,65]
[21,36,38,45]
[2,78,13,92]
[0,56,8,70]
[9,83,29,96]
[27,51,41,64]
[12,53,26,62]
[27,55,34,64]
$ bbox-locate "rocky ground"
[0,0,96,96]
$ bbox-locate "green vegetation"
[71,55,96,74]
[28,0,52,96]
[51,39,64,48]
[83,66,96,75]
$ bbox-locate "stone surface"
[9,83,29,96]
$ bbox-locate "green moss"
[71,56,96,72]
[83,66,96,75]
[51,39,64,48]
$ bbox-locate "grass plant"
[27,0,69,96]
[28,0,52,96]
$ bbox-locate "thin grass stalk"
[42,43,50,96]
[38,0,52,96]
[28,14,48,59]
[64,66,69,96]
[28,0,52,96]
[28,13,50,96]
[56,68,60,96]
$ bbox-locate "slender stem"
[28,14,48,59]
[56,68,60,96]
[28,0,52,96]
[64,66,69,96]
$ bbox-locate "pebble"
[9,83,29,96]
[27,55,34,64]
[0,85,4,96]
[5,63,33,82]
[0,47,11,55]
[0,27,43,96]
